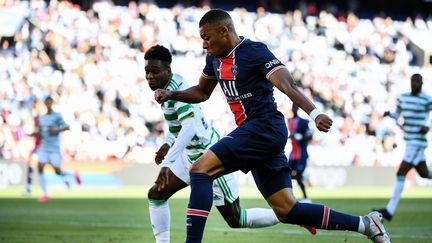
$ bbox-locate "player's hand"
[419,125,430,134]
[155,167,171,191]
[154,89,172,104]
[315,114,332,132]
[155,144,170,165]
[48,126,58,135]
[383,111,391,117]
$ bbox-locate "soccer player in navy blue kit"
[288,104,313,202]
[155,9,391,243]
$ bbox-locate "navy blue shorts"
[210,112,292,198]
[288,159,307,174]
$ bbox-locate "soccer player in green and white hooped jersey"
[145,45,317,243]
[374,73,432,221]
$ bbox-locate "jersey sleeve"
[202,54,216,79]
[253,43,285,80]
[175,102,195,123]
[55,113,68,128]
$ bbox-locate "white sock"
[239,208,279,228]
[386,176,405,215]
[149,199,170,243]
[357,216,365,234]
[61,170,73,186]
[39,173,48,196]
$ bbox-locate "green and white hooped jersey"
[162,73,219,162]
[396,92,432,148]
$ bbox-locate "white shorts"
[37,149,62,168]
[403,145,426,165]
[168,150,239,206]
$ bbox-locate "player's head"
[144,45,172,91]
[199,9,238,58]
[410,73,423,94]
[44,96,54,110]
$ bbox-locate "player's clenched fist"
[154,89,172,103]
[315,114,332,132]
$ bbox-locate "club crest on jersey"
[231,64,239,76]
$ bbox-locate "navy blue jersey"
[202,37,285,126]
[288,117,312,162]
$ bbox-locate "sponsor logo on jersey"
[265,59,280,69]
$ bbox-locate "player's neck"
[224,35,242,56]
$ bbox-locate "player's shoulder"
[419,92,432,101]
[238,38,269,54]
[167,73,188,91]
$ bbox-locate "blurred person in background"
[36,96,81,203]
[287,104,313,203]
[374,73,432,221]
[22,99,44,196]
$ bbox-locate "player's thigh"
[397,161,414,176]
[36,150,49,164]
[148,168,188,200]
[210,118,288,174]
[190,149,226,177]
[169,150,192,184]
[403,146,425,165]
[414,161,429,178]
[49,152,62,169]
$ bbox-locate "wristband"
[309,108,321,121]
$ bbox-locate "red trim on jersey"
[228,100,247,126]
[288,118,301,160]
[321,206,330,229]
[186,208,210,217]
[34,116,41,148]
[219,52,235,80]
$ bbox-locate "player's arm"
[155,132,175,165]
[155,75,218,104]
[268,68,332,132]
[48,115,70,135]
[156,117,195,190]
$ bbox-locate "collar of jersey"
[163,73,174,90]
[223,36,246,58]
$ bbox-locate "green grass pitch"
[1,186,431,242]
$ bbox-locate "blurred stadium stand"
[0,0,431,185]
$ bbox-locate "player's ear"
[219,25,229,37]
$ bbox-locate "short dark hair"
[44,96,53,103]
[411,73,423,82]
[144,45,172,66]
[199,9,233,28]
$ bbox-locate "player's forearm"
[160,119,195,166]
[284,83,316,115]
[170,85,210,103]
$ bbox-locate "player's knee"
[37,164,44,173]
[147,186,167,200]
[226,218,241,228]
[418,171,429,178]
[189,163,208,174]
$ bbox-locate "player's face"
[145,60,170,91]
[411,78,422,94]
[44,99,53,110]
[200,23,229,58]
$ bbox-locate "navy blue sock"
[282,202,360,231]
[27,166,33,185]
[185,173,213,243]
